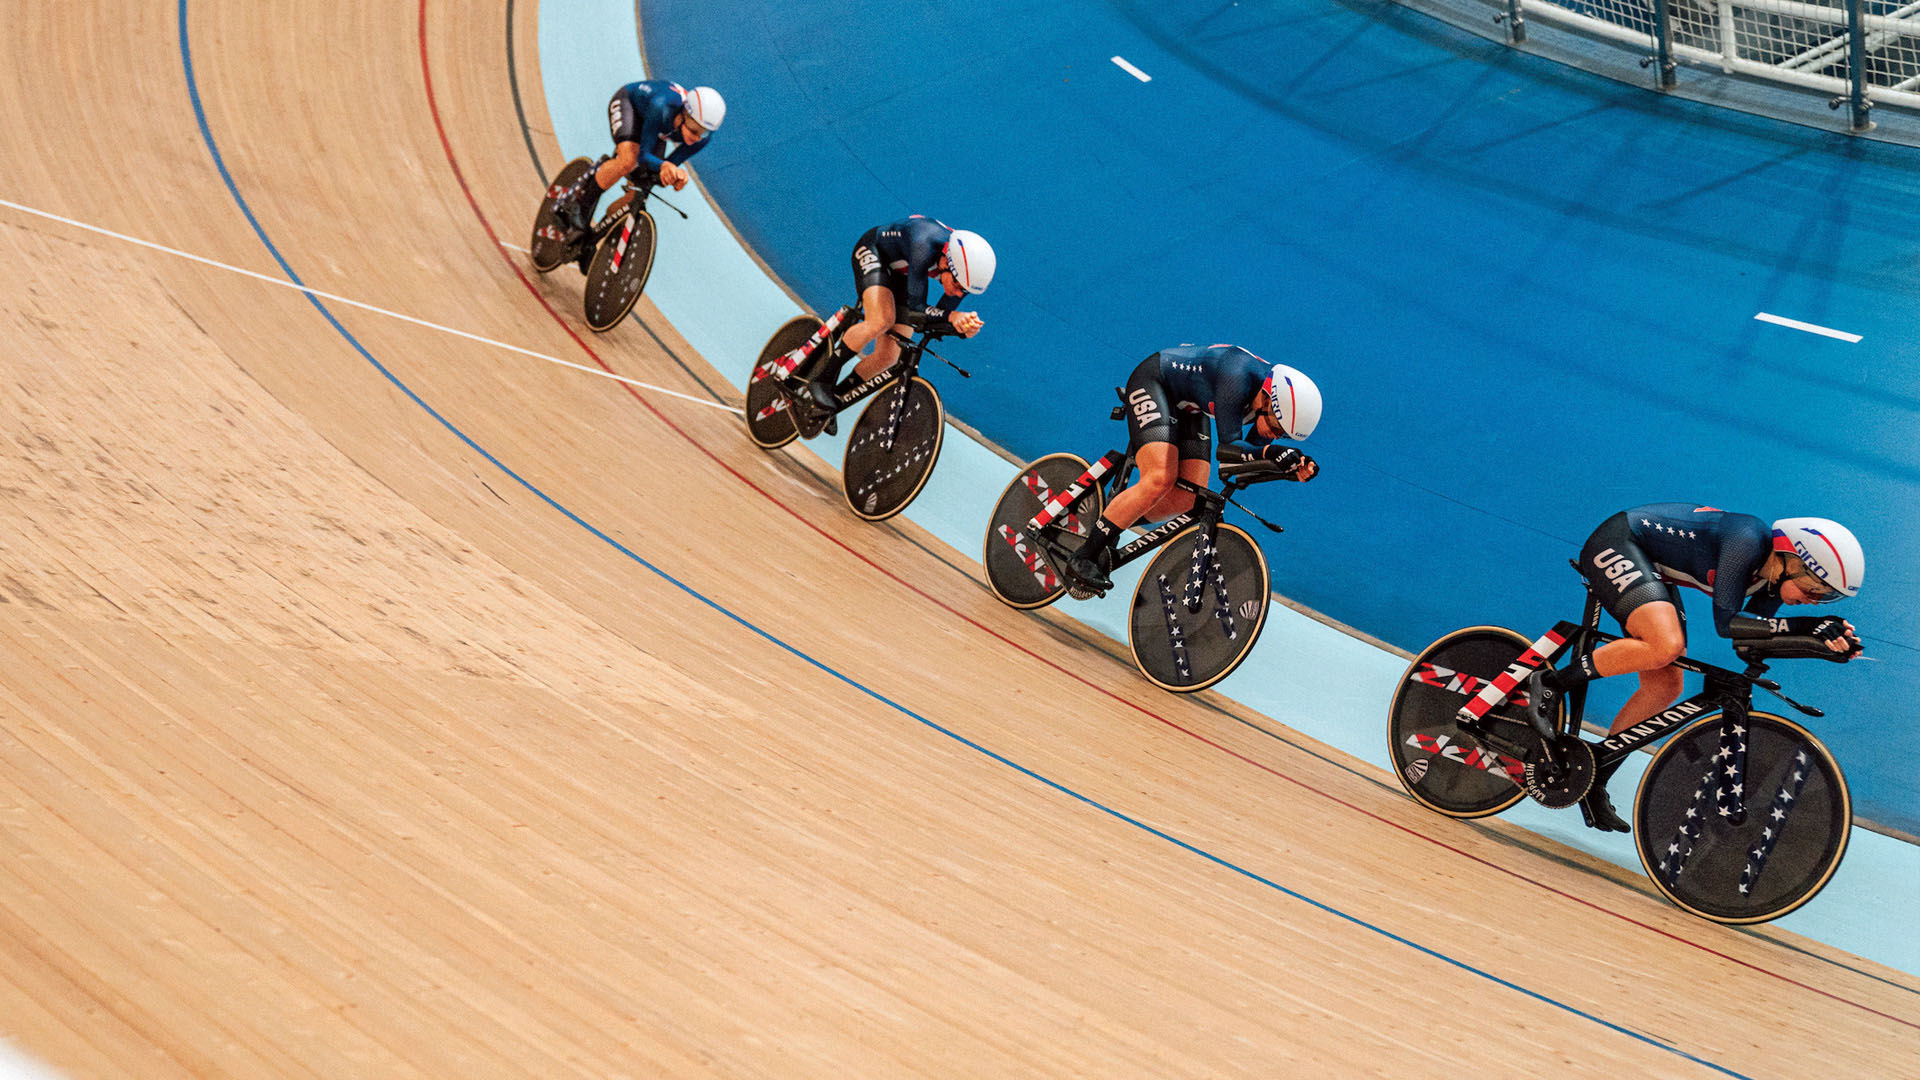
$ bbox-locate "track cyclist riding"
[549,79,724,262]
[1065,344,1321,596]
[1529,503,1864,832]
[783,215,991,436]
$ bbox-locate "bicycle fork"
[1152,521,1243,682]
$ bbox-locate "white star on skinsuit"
[1688,530,1697,538]
[1669,843,1681,854]
[1642,519,1651,527]
[1772,807,1786,821]
[1731,783,1743,796]
[1731,724,1745,736]
[1764,827,1775,839]
[1717,746,1734,760]
[1719,805,1733,817]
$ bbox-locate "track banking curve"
[648,0,1920,838]
[0,1,1908,1076]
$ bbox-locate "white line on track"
[0,196,736,411]
[1754,311,1862,343]
[497,240,530,254]
[1111,56,1152,82]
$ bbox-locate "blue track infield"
[644,0,1920,837]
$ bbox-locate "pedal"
[1523,736,1596,809]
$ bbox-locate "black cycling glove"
[1260,445,1316,480]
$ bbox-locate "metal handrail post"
[1847,0,1874,131]
[1653,0,1677,88]
[1503,0,1526,44]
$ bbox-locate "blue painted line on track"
[172,2,1757,1073]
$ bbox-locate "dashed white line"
[1754,312,1861,343]
[1111,56,1152,82]
[0,195,736,411]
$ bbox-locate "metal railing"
[1471,0,1920,132]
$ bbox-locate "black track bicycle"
[529,157,663,333]
[1387,565,1854,924]
[981,397,1289,693]
[743,307,966,521]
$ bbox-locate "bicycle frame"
[1016,447,1247,606]
[762,307,942,431]
[1435,575,1827,805]
[595,183,651,272]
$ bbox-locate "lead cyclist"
[1528,504,1865,832]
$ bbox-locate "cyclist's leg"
[1140,411,1212,522]
[562,90,643,229]
[1600,601,1687,735]
[1550,514,1684,831]
[808,286,893,408]
[1527,513,1670,731]
[1069,356,1178,589]
[595,142,642,197]
[808,236,894,401]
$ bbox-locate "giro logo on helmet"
[1771,517,1864,600]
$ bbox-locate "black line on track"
[505,0,548,186]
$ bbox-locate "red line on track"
[414,1,1915,1031]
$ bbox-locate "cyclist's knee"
[1137,456,1179,499]
[1641,629,1685,667]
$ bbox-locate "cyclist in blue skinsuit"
[788,215,992,436]
[551,80,725,245]
[1530,503,1865,832]
[1065,344,1322,594]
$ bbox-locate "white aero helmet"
[1261,363,1322,440]
[683,86,726,133]
[945,229,996,294]
[1771,517,1864,600]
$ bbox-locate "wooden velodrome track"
[0,3,1912,1076]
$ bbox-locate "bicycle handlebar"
[1734,634,1854,663]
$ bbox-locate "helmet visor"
[1785,558,1843,603]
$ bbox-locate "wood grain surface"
[0,3,1911,1076]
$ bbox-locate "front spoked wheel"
[744,315,822,450]
[982,454,1100,609]
[1387,626,1551,818]
[1127,523,1269,693]
[530,157,594,273]
[584,207,656,332]
[843,376,943,521]
[1634,711,1849,924]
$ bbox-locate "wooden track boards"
[0,3,1909,1076]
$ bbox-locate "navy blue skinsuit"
[610,80,712,174]
[1580,502,1782,635]
[852,216,965,329]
